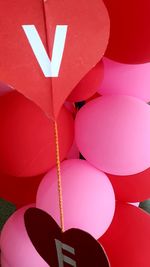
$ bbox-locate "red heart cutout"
[24,208,110,267]
[0,0,110,118]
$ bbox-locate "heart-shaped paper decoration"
[0,0,110,118]
[24,208,110,267]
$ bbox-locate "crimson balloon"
[68,61,104,102]
[108,168,150,202]
[0,172,44,208]
[0,91,74,177]
[100,203,150,267]
[104,0,150,63]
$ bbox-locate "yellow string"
[43,0,64,233]
[54,121,65,232]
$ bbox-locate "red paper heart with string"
[24,207,110,267]
[0,0,110,119]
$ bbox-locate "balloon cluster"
[1,0,150,267]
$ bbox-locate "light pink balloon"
[98,57,150,102]
[36,159,115,239]
[75,96,150,175]
[0,204,49,267]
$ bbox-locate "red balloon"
[67,61,104,102]
[86,92,101,103]
[0,91,74,177]
[104,0,150,63]
[100,203,150,267]
[0,0,109,118]
[108,168,150,202]
[0,172,44,208]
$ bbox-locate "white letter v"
[22,25,68,77]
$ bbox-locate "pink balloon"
[98,58,150,102]
[75,96,150,175]
[0,204,49,267]
[36,159,115,239]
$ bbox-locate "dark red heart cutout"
[24,208,110,267]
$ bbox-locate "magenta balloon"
[1,254,11,267]
[75,96,150,175]
[98,58,150,102]
[66,139,80,159]
[0,204,49,267]
[36,159,115,239]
